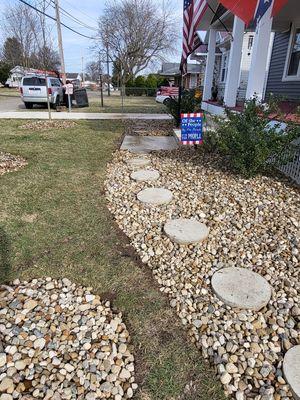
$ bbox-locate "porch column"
[224,16,245,107]
[246,6,273,100]
[203,28,217,101]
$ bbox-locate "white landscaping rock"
[130,169,160,182]
[211,267,272,311]
[105,147,300,399]
[137,188,173,205]
[283,345,300,400]
[0,278,137,399]
[126,158,151,168]
[164,218,209,245]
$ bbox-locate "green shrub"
[165,88,202,126]
[134,76,146,87]
[210,99,300,177]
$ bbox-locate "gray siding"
[265,32,300,101]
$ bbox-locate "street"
[0,95,26,112]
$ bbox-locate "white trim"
[203,29,217,101]
[263,32,275,99]
[282,22,300,81]
[201,101,226,116]
[224,16,245,108]
[246,6,273,100]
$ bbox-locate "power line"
[59,0,99,24]
[49,0,98,32]
[18,0,99,40]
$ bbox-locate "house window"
[287,28,300,75]
[283,24,300,80]
[248,35,254,50]
[220,51,229,82]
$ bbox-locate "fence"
[277,138,300,185]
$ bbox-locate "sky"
[1,0,183,74]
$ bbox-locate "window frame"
[220,50,230,83]
[248,35,254,51]
[282,22,300,82]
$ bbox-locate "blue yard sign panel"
[181,113,203,145]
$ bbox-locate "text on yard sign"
[181,113,203,145]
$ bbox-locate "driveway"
[0,90,110,113]
[0,95,25,112]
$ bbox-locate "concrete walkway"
[0,111,172,120]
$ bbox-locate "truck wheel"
[24,102,33,109]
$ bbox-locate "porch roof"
[199,0,299,32]
[158,63,202,76]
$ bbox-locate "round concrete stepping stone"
[131,169,160,182]
[137,188,173,205]
[126,158,151,167]
[211,267,271,311]
[164,218,209,245]
[283,346,300,400]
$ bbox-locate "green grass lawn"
[73,94,166,114]
[0,87,20,97]
[0,119,224,400]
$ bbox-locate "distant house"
[5,66,27,88]
[158,62,204,89]
[65,73,82,87]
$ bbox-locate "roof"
[158,62,202,76]
[66,73,80,79]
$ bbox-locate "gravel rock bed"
[105,149,300,400]
[0,152,27,176]
[0,278,136,399]
[123,120,174,136]
[19,121,77,132]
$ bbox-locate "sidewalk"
[0,111,172,120]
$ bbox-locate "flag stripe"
[181,0,207,75]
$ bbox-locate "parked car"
[155,86,179,105]
[20,75,63,109]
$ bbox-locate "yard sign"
[181,113,203,145]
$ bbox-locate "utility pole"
[54,0,66,84]
[81,52,85,86]
[99,53,104,108]
[106,44,110,96]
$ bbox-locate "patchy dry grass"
[0,119,225,400]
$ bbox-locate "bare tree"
[85,61,101,81]
[97,0,178,84]
[2,1,59,70]
[2,3,39,67]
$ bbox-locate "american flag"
[253,0,272,26]
[181,0,207,75]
